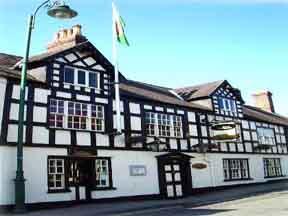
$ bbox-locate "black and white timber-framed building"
[0,25,288,208]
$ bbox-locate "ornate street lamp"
[15,1,77,213]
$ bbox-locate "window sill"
[47,188,71,194]
[91,187,117,191]
[264,175,286,179]
[224,178,253,182]
[49,127,106,134]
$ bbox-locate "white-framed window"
[264,158,282,178]
[218,97,237,113]
[68,102,88,130]
[64,66,100,89]
[49,99,105,132]
[145,112,183,138]
[223,159,250,181]
[49,99,65,128]
[257,127,276,145]
[48,158,65,190]
[95,159,110,187]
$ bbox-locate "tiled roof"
[1,52,287,126]
[174,80,224,101]
[0,53,22,67]
[243,105,288,126]
[120,81,212,111]
[0,65,41,82]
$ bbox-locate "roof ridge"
[244,105,288,120]
[174,80,225,91]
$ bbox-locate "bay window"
[145,112,183,138]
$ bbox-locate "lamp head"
[47,4,77,19]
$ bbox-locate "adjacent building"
[0,25,288,208]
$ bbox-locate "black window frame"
[263,158,283,178]
[223,158,251,181]
[63,67,75,84]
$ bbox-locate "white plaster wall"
[34,88,50,104]
[191,99,213,110]
[32,126,49,144]
[0,146,16,205]
[190,153,288,189]
[130,116,142,131]
[28,66,46,82]
[0,147,73,205]
[33,106,47,123]
[0,78,7,138]
[92,150,160,199]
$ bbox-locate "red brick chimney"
[252,91,275,113]
[47,25,87,53]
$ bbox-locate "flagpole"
[112,1,122,134]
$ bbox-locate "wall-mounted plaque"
[192,163,207,170]
[129,165,147,176]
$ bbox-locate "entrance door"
[164,161,183,198]
[157,153,193,199]
[69,159,94,201]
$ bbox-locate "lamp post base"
[13,172,26,214]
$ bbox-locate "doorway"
[69,158,95,201]
[157,153,193,199]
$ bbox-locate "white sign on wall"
[129,165,147,176]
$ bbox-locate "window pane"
[78,70,86,85]
[64,67,74,84]
[218,98,224,109]
[89,72,98,88]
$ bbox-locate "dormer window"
[218,97,237,113]
[64,66,100,89]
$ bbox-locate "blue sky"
[0,0,288,115]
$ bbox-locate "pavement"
[3,180,288,216]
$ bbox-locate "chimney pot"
[252,91,275,113]
[47,25,87,53]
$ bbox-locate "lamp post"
[14,1,77,213]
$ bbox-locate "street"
[116,191,288,216]
[3,181,287,216]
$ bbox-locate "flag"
[112,2,129,46]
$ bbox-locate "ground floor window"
[223,159,250,181]
[264,158,282,178]
[48,158,66,191]
[48,156,113,192]
[95,159,110,187]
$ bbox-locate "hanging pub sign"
[211,121,240,141]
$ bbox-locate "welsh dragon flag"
[112,2,129,46]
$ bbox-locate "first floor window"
[223,159,250,181]
[264,158,282,178]
[48,158,65,190]
[49,99,105,132]
[68,102,88,130]
[49,99,64,128]
[95,159,110,187]
[145,112,183,138]
[257,128,276,145]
